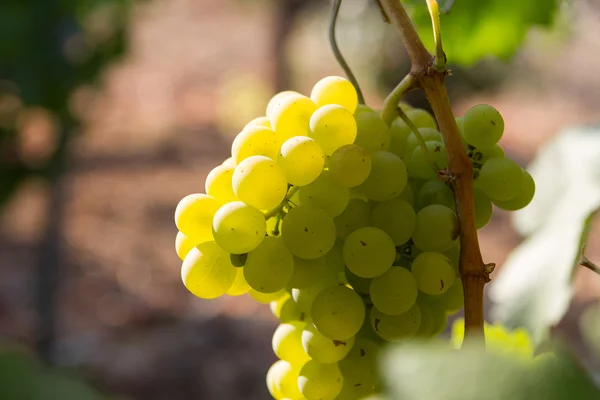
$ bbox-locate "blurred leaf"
[381,341,600,400]
[405,0,558,65]
[0,346,104,400]
[581,303,600,361]
[489,125,600,344]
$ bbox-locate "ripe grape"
[266,360,287,399]
[249,288,286,304]
[266,91,301,119]
[463,104,504,149]
[232,155,288,210]
[343,227,395,278]
[370,198,416,246]
[403,127,442,160]
[337,357,377,399]
[369,267,418,315]
[412,204,458,252]
[297,171,350,217]
[288,254,337,289]
[212,201,266,254]
[311,285,365,340]
[310,76,358,113]
[414,298,434,337]
[388,117,412,159]
[405,108,437,129]
[309,104,357,155]
[244,116,271,129]
[302,324,355,364]
[354,110,390,152]
[357,151,407,201]
[273,322,311,365]
[493,169,535,210]
[292,278,337,315]
[244,236,294,293]
[474,188,492,229]
[416,180,454,211]
[270,94,317,139]
[205,164,237,203]
[334,199,370,240]
[344,267,372,295]
[281,205,336,259]
[328,144,371,188]
[298,360,344,400]
[476,157,524,202]
[226,268,251,296]
[274,359,304,399]
[278,136,325,186]
[175,231,199,261]
[407,140,447,180]
[370,304,421,342]
[411,252,455,295]
[174,193,221,242]
[181,241,236,299]
[270,291,303,323]
[231,124,281,164]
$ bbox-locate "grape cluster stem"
[378,0,487,340]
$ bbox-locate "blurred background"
[0,0,599,398]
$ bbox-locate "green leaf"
[405,0,559,65]
[489,125,600,344]
[381,341,600,400]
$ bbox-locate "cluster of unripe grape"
[173,76,534,400]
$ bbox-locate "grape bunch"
[173,76,534,400]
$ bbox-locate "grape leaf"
[489,125,600,344]
[405,0,559,65]
[381,341,600,400]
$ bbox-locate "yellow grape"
[205,164,237,203]
[310,76,358,113]
[270,94,317,140]
[174,193,221,241]
[181,241,236,299]
[231,124,282,164]
[233,156,288,210]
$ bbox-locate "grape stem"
[329,0,365,104]
[378,0,487,339]
[580,246,600,276]
[264,185,300,220]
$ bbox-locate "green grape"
[175,231,200,261]
[302,323,355,364]
[463,104,504,149]
[476,157,524,202]
[212,201,266,254]
[370,198,416,246]
[399,182,415,206]
[357,151,407,202]
[493,169,535,211]
[356,314,383,344]
[244,236,294,293]
[370,304,421,342]
[298,360,343,400]
[270,94,318,139]
[249,288,286,304]
[416,180,454,211]
[273,322,311,365]
[438,278,464,314]
[405,108,437,129]
[308,104,357,156]
[407,140,448,180]
[271,291,303,323]
[230,253,247,267]
[344,338,380,372]
[277,360,305,399]
[292,278,336,315]
[325,240,347,277]
[231,125,282,164]
[181,241,236,299]
[205,164,237,203]
[266,90,302,119]
[424,297,448,336]
[474,188,492,229]
[244,116,271,129]
[310,76,358,113]
[226,268,251,296]
[388,117,412,159]
[354,104,374,114]
[266,360,287,399]
[328,145,372,188]
[312,285,365,340]
[479,144,505,162]
[403,128,442,160]
[343,227,395,278]
[411,252,455,295]
[278,136,325,186]
[414,298,434,337]
[369,267,418,315]
[344,267,372,295]
[297,172,350,217]
[233,155,288,210]
[281,205,336,259]
[288,254,337,289]
[354,110,390,152]
[337,357,376,399]
[412,204,458,252]
[443,242,460,275]
[174,193,221,242]
[334,199,370,240]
